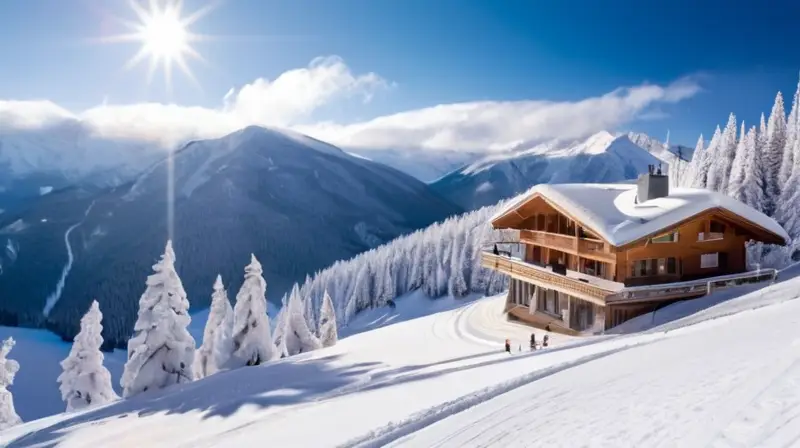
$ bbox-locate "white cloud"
[298,78,701,152]
[0,56,700,153]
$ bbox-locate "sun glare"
[103,0,213,92]
[141,8,188,59]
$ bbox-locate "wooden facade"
[487,186,786,334]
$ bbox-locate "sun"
[140,7,188,60]
[103,0,214,91]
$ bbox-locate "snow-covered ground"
[391,286,800,447]
[0,327,127,423]
[3,269,800,447]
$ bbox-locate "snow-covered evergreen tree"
[284,285,322,356]
[779,76,800,186]
[230,254,274,366]
[728,122,748,200]
[121,241,196,398]
[685,134,705,188]
[194,275,233,379]
[764,92,787,217]
[318,290,338,348]
[0,337,21,430]
[271,300,289,358]
[695,127,721,188]
[740,126,765,212]
[707,114,737,192]
[57,301,118,412]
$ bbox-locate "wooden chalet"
[483,166,789,334]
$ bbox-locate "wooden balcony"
[519,230,615,263]
[520,230,573,252]
[481,252,616,305]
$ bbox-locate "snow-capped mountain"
[0,121,163,211]
[625,131,694,163]
[347,148,482,183]
[430,131,667,210]
[0,126,462,348]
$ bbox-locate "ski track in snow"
[42,200,96,317]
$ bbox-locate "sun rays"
[102,0,216,93]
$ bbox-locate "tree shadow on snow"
[7,354,379,447]
[7,346,572,447]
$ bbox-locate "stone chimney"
[637,163,669,203]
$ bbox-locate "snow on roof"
[491,183,789,247]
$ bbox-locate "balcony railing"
[605,268,778,304]
[481,252,615,304]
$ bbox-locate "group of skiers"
[504,331,549,353]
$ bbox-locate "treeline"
[284,204,516,329]
[680,75,800,266]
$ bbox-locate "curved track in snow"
[42,200,95,317]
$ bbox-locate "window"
[631,257,678,277]
[701,253,719,268]
[667,257,677,274]
[651,232,678,243]
[710,221,726,233]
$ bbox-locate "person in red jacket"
[504,338,511,353]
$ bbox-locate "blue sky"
[0,0,798,148]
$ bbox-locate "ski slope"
[3,272,800,447]
[391,294,800,447]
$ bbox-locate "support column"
[529,285,538,314]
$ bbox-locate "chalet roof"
[491,183,789,247]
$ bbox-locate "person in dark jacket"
[504,338,511,353]
[530,333,537,350]
[543,334,549,348]
[493,244,500,255]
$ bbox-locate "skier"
[504,338,511,353]
[543,334,549,348]
[530,333,536,351]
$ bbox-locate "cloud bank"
[0,55,700,153]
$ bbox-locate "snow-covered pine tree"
[685,134,704,188]
[284,285,322,356]
[707,114,737,192]
[779,75,800,186]
[764,92,787,217]
[121,241,196,398]
[230,254,274,366]
[728,122,748,200]
[695,127,721,189]
[194,275,233,379]
[57,301,118,411]
[271,297,289,358]
[740,126,765,212]
[447,227,468,296]
[318,290,338,347]
[0,337,21,430]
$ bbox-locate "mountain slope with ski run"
[0,125,461,349]
[3,264,799,447]
[430,131,671,210]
